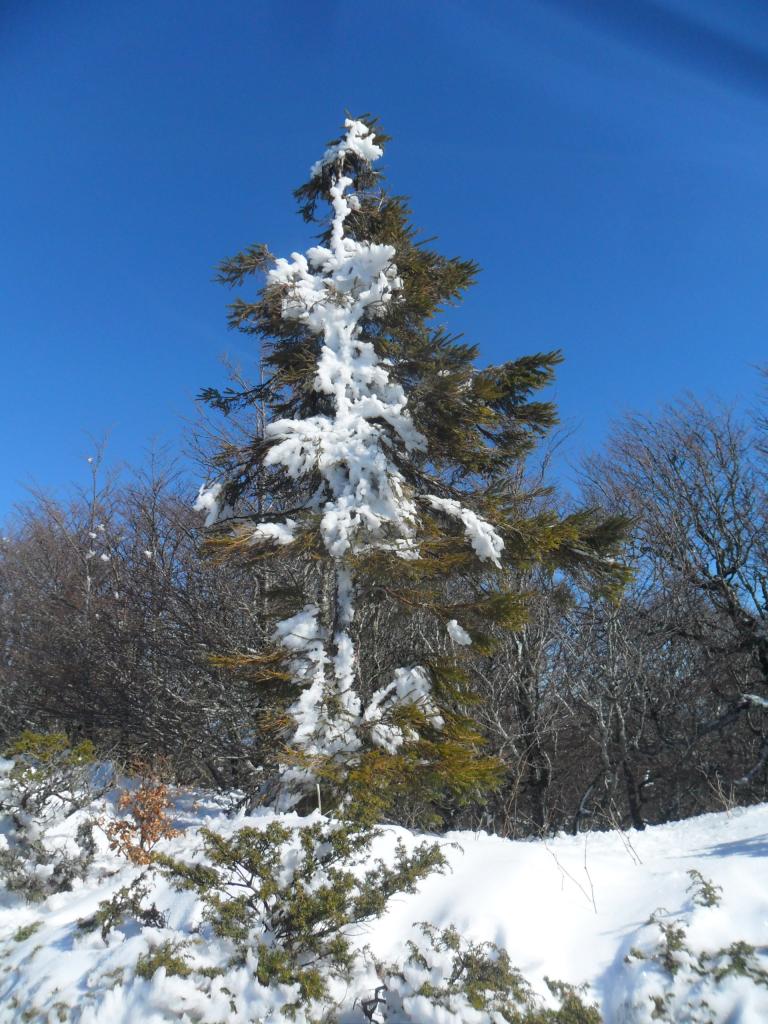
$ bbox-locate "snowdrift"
[2,769,768,1023]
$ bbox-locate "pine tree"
[198,117,627,823]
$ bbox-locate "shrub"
[382,923,601,1023]
[0,827,96,902]
[11,921,41,943]
[624,874,768,1022]
[134,939,193,980]
[78,874,167,942]
[101,777,180,865]
[686,868,722,908]
[2,731,101,819]
[158,817,446,1021]
[0,732,103,900]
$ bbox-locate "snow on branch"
[309,118,384,178]
[263,121,424,561]
[426,495,505,566]
[447,619,472,646]
[250,520,297,546]
[193,482,234,528]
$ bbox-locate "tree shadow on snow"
[696,833,768,859]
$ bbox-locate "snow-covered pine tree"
[198,117,627,822]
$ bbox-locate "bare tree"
[581,396,768,808]
[0,454,278,790]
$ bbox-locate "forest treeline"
[2,387,767,837]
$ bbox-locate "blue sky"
[2,0,768,517]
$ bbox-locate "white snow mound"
[2,787,768,1023]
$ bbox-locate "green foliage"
[384,923,601,1023]
[135,938,226,983]
[539,980,604,1024]
[0,840,44,901]
[135,940,193,980]
[4,731,99,818]
[646,911,688,977]
[78,875,167,942]
[686,868,722,908]
[400,922,532,1013]
[709,940,768,985]
[5,730,96,764]
[12,921,41,943]
[158,817,445,1021]
[303,703,503,829]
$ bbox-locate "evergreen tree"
[198,117,627,823]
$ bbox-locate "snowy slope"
[2,787,768,1023]
[381,806,768,1021]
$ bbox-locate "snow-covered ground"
[2,776,768,1023]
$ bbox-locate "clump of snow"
[309,118,384,177]
[743,693,768,710]
[426,495,505,566]
[250,519,297,546]
[272,605,361,796]
[447,619,472,646]
[365,666,444,753]
[193,482,234,528]
[273,605,324,653]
